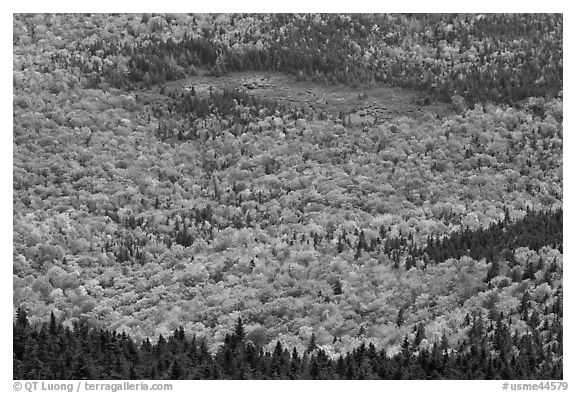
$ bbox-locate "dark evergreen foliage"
[13,13,563,381]
[64,14,562,106]
[421,208,562,264]
[13,310,562,380]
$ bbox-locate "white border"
[4,6,571,392]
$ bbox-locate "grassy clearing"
[138,70,452,123]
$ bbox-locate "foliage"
[14,309,562,379]
[13,13,562,379]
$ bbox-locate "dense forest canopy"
[13,13,562,379]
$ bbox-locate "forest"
[14,309,562,379]
[13,13,562,379]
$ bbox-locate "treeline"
[342,207,562,270]
[262,14,562,104]
[147,86,312,142]
[57,14,562,106]
[13,309,562,380]
[104,203,561,272]
[421,207,562,264]
[173,88,285,121]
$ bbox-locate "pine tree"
[485,259,500,282]
[49,311,58,335]
[337,236,344,253]
[234,317,245,343]
[16,307,29,328]
[307,333,317,354]
[396,308,404,327]
[413,323,426,348]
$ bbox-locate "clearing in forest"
[139,71,452,124]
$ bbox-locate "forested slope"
[13,13,562,379]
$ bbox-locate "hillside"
[13,13,562,379]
